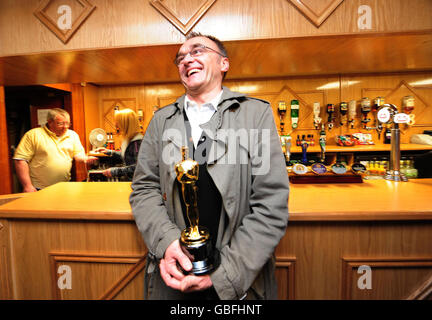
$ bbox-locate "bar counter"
[1,180,431,299]
[1,179,431,221]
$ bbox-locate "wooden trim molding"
[49,251,146,300]
[34,0,96,44]
[0,86,12,195]
[406,274,432,300]
[0,219,13,299]
[341,257,432,300]
[150,0,217,35]
[287,0,345,28]
[276,256,296,300]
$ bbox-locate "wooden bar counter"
[0,181,431,300]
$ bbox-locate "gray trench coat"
[130,87,289,300]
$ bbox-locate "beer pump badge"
[351,163,367,174]
[331,163,347,174]
[377,107,391,123]
[293,163,308,175]
[312,163,327,174]
[394,113,410,124]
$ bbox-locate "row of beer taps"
[280,96,415,135]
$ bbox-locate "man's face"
[176,36,229,95]
[48,114,70,137]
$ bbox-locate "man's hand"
[14,160,37,193]
[85,156,98,165]
[102,169,112,177]
[179,273,213,293]
[159,239,213,292]
[23,185,37,192]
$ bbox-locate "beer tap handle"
[348,100,356,129]
[319,124,326,163]
[313,102,322,130]
[301,140,309,165]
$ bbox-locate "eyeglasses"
[174,44,226,66]
[55,121,70,127]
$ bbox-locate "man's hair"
[47,108,69,121]
[185,32,228,79]
[186,32,228,58]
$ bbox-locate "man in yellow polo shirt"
[13,108,96,192]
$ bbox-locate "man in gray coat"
[130,32,289,300]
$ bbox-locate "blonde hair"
[114,109,141,141]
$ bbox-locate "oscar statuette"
[175,146,214,275]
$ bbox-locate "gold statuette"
[175,146,214,274]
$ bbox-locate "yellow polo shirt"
[13,126,85,189]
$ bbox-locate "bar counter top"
[1,180,431,300]
[1,179,431,222]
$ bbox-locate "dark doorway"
[5,85,72,193]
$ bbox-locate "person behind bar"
[13,108,97,192]
[97,108,143,181]
[129,32,289,300]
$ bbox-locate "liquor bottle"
[406,158,418,178]
[384,127,391,144]
[373,97,385,112]
[340,102,348,126]
[361,97,371,128]
[290,100,299,129]
[326,104,335,130]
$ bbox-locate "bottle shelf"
[290,143,432,153]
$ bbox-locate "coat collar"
[163,86,247,164]
[169,86,246,116]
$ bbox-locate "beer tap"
[372,97,384,139]
[339,102,348,126]
[377,104,408,182]
[313,102,322,130]
[361,97,371,129]
[301,136,309,165]
[326,104,335,131]
[348,100,356,129]
[319,124,326,163]
[277,101,287,134]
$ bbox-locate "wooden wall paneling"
[287,0,344,28]
[341,72,432,145]
[70,84,87,146]
[8,219,147,299]
[0,86,12,194]
[275,256,296,300]
[2,0,432,57]
[342,257,432,300]
[83,84,100,151]
[70,84,88,181]
[150,0,218,35]
[406,274,432,300]
[0,219,13,299]
[225,77,341,150]
[1,32,432,87]
[275,220,432,299]
[49,252,146,300]
[34,0,97,44]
